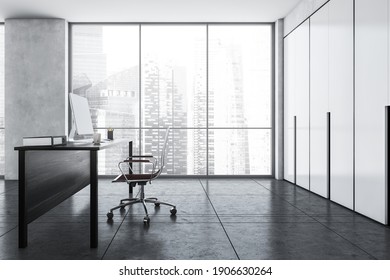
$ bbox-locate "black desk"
[14,140,132,248]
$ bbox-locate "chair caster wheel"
[170,208,177,215]
[143,217,150,224]
[154,203,160,207]
[107,212,113,219]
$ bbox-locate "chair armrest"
[128,155,154,158]
[124,155,158,165]
[118,158,157,184]
[124,159,150,163]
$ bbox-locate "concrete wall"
[275,19,284,180]
[5,19,68,179]
[284,0,329,36]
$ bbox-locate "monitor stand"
[68,122,93,143]
[68,122,76,142]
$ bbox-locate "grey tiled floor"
[0,178,389,260]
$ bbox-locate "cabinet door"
[284,33,296,183]
[329,0,354,210]
[310,4,329,198]
[295,20,310,190]
[355,0,388,224]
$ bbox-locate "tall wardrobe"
[284,0,389,225]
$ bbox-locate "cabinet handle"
[294,115,297,185]
[386,106,390,224]
[327,112,331,200]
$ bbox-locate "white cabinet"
[310,0,354,204]
[295,20,310,190]
[284,34,296,183]
[283,0,388,224]
[355,0,388,224]
[329,0,354,209]
[284,20,310,189]
[310,4,329,198]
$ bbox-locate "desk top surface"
[14,139,130,151]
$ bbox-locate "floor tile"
[43,177,198,197]
[0,222,120,260]
[254,179,310,197]
[311,214,373,224]
[282,194,354,216]
[94,178,206,197]
[123,213,219,224]
[200,179,273,196]
[218,214,316,223]
[209,195,303,216]
[103,222,237,260]
[0,223,16,236]
[320,221,390,260]
[0,180,4,195]
[145,179,206,196]
[0,180,18,195]
[109,194,215,217]
[0,194,18,218]
[223,222,375,260]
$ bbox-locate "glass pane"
[208,129,271,175]
[0,25,3,128]
[141,128,206,175]
[0,129,4,175]
[72,25,139,128]
[0,26,3,175]
[141,129,173,174]
[141,25,207,128]
[96,129,140,175]
[173,129,207,175]
[209,25,272,128]
[186,129,207,175]
[71,24,273,177]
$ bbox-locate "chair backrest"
[156,126,171,176]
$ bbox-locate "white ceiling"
[0,0,301,22]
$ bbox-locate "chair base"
[107,195,177,224]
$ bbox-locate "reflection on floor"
[0,178,389,260]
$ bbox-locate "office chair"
[107,127,176,224]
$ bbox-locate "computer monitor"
[68,92,94,141]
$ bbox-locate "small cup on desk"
[93,133,101,144]
[107,128,114,140]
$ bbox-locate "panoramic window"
[141,25,207,175]
[72,25,140,174]
[208,25,272,175]
[71,24,272,175]
[0,25,4,175]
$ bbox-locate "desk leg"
[90,151,98,248]
[18,151,27,248]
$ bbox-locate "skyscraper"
[192,37,208,175]
[209,38,250,174]
[142,59,188,175]
[72,25,139,174]
[72,25,107,86]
